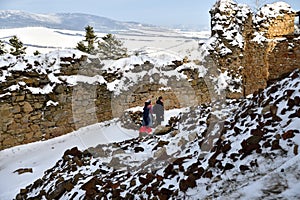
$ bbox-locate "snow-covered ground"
[0,27,210,55]
[0,109,183,200]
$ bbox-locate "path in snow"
[0,109,183,200]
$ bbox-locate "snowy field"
[0,27,210,55]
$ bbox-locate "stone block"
[23,102,33,113]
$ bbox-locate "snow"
[26,84,56,94]
[46,100,59,107]
[0,1,300,198]
[252,32,267,44]
[0,27,209,56]
[253,1,295,32]
[257,2,295,19]
[0,109,184,200]
[60,75,107,86]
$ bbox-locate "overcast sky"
[1,0,300,28]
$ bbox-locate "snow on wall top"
[210,0,252,53]
[254,2,295,29]
[253,2,295,35]
[0,48,191,97]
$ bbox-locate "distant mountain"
[0,10,160,33]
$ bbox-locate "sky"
[1,0,300,28]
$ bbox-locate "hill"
[14,69,300,199]
[0,10,156,33]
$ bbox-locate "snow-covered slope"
[0,26,209,55]
[13,69,300,199]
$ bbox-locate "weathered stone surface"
[23,102,33,113]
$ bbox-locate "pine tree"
[85,25,97,53]
[76,25,97,54]
[76,41,87,53]
[33,50,41,56]
[0,40,6,55]
[97,34,127,60]
[9,35,26,56]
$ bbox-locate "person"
[153,96,164,126]
[141,99,153,133]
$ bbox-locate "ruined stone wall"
[209,0,300,97]
[268,38,300,81]
[0,80,113,150]
[0,55,115,150]
[0,56,213,150]
[243,40,270,95]
[1,1,300,150]
[256,10,295,38]
[111,68,212,118]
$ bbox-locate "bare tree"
[253,0,274,12]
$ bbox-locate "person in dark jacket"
[153,96,164,126]
[142,99,153,132]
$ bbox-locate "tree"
[251,0,273,12]
[33,50,41,56]
[97,34,128,60]
[76,41,87,53]
[76,25,97,54]
[0,40,6,55]
[9,35,26,56]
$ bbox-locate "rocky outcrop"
[207,0,300,97]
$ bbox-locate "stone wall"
[1,1,300,150]
[111,66,212,118]
[0,56,215,150]
[0,79,113,150]
[209,0,300,97]
[242,8,299,95]
[268,38,300,81]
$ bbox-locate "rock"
[153,147,169,161]
[221,143,231,153]
[250,159,259,168]
[188,132,198,142]
[282,130,295,140]
[64,147,82,157]
[81,177,102,197]
[269,104,277,114]
[287,98,295,109]
[179,179,188,192]
[154,125,172,135]
[241,136,262,158]
[239,165,250,171]
[271,140,281,150]
[294,144,298,155]
[109,157,124,169]
[223,163,235,172]
[13,168,33,175]
[250,129,264,137]
[186,174,197,188]
[152,140,169,151]
[22,102,33,113]
[48,180,73,200]
[134,146,144,153]
[170,130,179,137]
[139,176,150,185]
[112,148,125,155]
